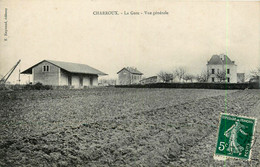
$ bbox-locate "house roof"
[117,67,143,75]
[207,54,235,65]
[21,60,107,75]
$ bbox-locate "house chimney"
[219,54,224,60]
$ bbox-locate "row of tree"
[99,66,260,85]
[157,66,259,83]
[157,67,208,83]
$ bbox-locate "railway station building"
[21,60,107,88]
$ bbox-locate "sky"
[0,0,259,84]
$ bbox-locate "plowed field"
[0,88,260,166]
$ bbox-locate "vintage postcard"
[0,0,259,166]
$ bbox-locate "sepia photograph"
[0,0,259,166]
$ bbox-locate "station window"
[43,65,50,72]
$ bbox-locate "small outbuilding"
[21,60,107,88]
[237,73,245,83]
[140,76,162,85]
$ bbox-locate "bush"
[24,82,53,90]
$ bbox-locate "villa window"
[212,77,215,82]
[212,69,215,74]
[227,69,230,74]
[227,77,230,83]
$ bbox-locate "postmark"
[214,113,257,161]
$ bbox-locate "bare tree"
[157,71,174,83]
[250,67,260,78]
[174,67,186,82]
[249,67,260,82]
[99,78,117,86]
[215,71,227,83]
[196,70,210,83]
[183,74,194,82]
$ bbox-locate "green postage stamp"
[214,113,257,161]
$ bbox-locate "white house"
[207,54,237,83]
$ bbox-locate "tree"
[196,70,210,83]
[174,67,186,82]
[99,78,117,86]
[215,70,227,83]
[157,71,174,83]
[250,67,260,78]
[249,67,260,82]
[183,74,194,82]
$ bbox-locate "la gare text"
[93,11,169,16]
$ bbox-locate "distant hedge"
[115,82,259,89]
[1,82,53,90]
[2,83,96,90]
